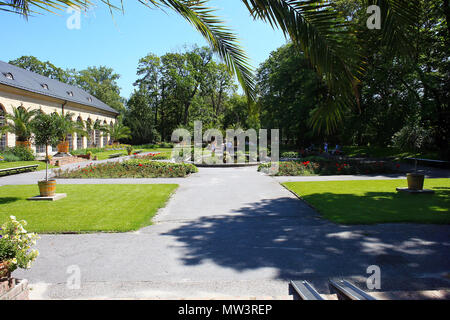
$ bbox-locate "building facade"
[0,60,119,155]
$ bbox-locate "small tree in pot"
[5,106,38,148]
[392,118,434,190]
[31,112,60,197]
[53,112,82,155]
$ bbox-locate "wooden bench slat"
[289,280,324,300]
[329,280,376,300]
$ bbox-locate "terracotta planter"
[57,141,70,153]
[38,180,56,197]
[407,173,425,190]
[0,261,11,279]
[15,141,31,148]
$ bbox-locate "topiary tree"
[31,112,60,181]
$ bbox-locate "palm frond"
[138,0,256,101]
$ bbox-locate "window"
[0,108,6,150]
[67,91,74,97]
[87,97,93,102]
[77,134,83,150]
[35,145,46,153]
[3,72,14,80]
[41,84,49,90]
[67,134,73,150]
[95,129,100,147]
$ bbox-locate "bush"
[160,142,174,148]
[0,216,39,276]
[4,146,35,161]
[258,159,398,176]
[281,151,300,158]
[0,153,21,162]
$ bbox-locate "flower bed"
[54,160,198,178]
[258,159,399,176]
[135,152,171,160]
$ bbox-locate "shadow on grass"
[299,190,449,224]
[163,197,450,291]
[0,197,21,205]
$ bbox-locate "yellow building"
[0,60,119,155]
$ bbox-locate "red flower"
[138,164,143,167]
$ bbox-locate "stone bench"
[0,164,39,176]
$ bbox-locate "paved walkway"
[3,165,450,299]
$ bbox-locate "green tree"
[9,56,76,84]
[76,66,125,112]
[256,43,326,146]
[31,112,60,180]
[3,0,422,132]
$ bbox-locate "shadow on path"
[163,197,450,291]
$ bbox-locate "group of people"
[209,139,234,154]
[302,142,342,155]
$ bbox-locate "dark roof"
[0,60,119,115]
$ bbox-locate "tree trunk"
[45,145,49,181]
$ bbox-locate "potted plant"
[126,145,133,155]
[31,112,60,197]
[86,151,93,160]
[5,106,38,148]
[392,119,432,191]
[0,216,39,300]
[53,112,82,155]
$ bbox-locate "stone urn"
[407,173,425,190]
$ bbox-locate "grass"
[283,179,450,224]
[0,161,56,171]
[0,184,178,233]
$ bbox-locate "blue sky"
[0,0,287,99]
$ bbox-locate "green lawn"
[0,184,178,233]
[283,179,450,224]
[342,146,439,160]
[0,161,56,171]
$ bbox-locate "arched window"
[94,120,101,147]
[0,105,7,150]
[102,120,108,146]
[77,117,84,150]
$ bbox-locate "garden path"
[7,166,450,299]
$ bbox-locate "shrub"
[160,142,174,148]
[281,151,300,158]
[0,216,39,277]
[258,159,397,176]
[0,153,21,162]
[6,146,35,161]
